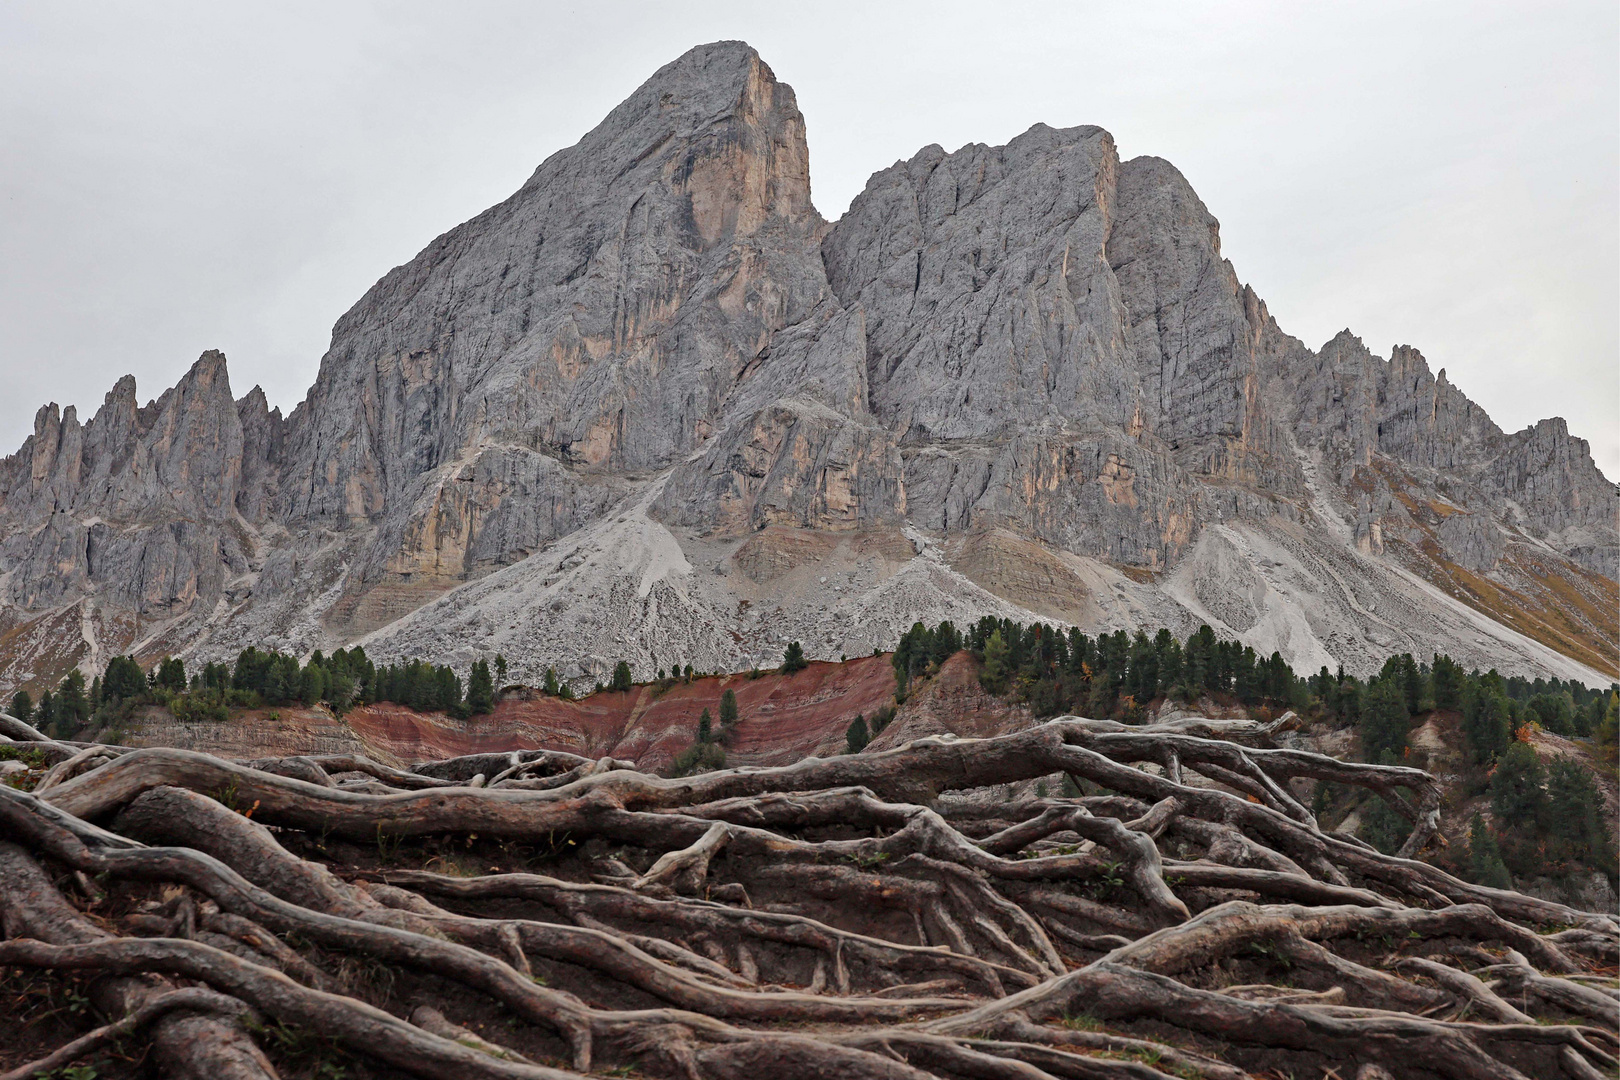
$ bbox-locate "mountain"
[1,40,1614,696]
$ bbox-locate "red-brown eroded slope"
[127,655,935,770]
[350,655,908,767]
[867,651,1037,751]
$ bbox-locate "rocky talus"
[0,40,1613,695]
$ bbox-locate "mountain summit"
[0,42,1613,693]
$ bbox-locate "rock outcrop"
[0,351,256,626]
[282,42,826,562]
[0,40,1613,695]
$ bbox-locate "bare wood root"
[5,718,1616,1080]
[367,867,1033,995]
[1394,957,1533,1023]
[633,821,731,894]
[1479,949,1620,1026]
[32,745,118,793]
[48,727,1600,931]
[0,841,279,1080]
[933,962,1615,1080]
[6,785,970,1059]
[987,1015,1251,1080]
[409,1004,538,1064]
[0,987,244,1080]
[0,710,52,742]
[0,937,590,1079]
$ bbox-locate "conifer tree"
[980,629,1010,693]
[1545,760,1615,874]
[298,663,327,707]
[103,655,147,703]
[1597,691,1618,763]
[1431,654,1464,711]
[719,688,738,728]
[1467,813,1513,889]
[156,657,187,692]
[467,659,494,716]
[1155,630,1182,694]
[1359,679,1409,762]
[55,671,90,734]
[1460,684,1512,763]
[1527,693,1574,735]
[1489,742,1546,824]
[845,714,870,754]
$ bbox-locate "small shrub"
[666,741,727,778]
[781,641,808,674]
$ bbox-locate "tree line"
[888,616,1616,891]
[6,646,517,736]
[7,639,815,742]
[8,623,1614,897]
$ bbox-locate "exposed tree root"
[0,842,277,1080]
[0,986,244,1080]
[0,719,1614,1079]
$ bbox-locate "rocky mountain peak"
[275,39,828,594]
[0,42,1612,694]
[523,40,816,238]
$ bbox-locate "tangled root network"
[0,710,1615,1080]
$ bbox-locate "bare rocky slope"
[1,40,1614,697]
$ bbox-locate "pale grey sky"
[2,1,1616,474]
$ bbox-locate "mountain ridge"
[0,40,1613,696]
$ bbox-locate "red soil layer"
[337,654,904,768]
[867,651,1037,751]
[125,653,1030,771]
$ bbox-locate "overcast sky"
[2,1,1616,475]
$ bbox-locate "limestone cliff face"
[0,41,1613,693]
[812,126,1299,570]
[1484,418,1614,556]
[1279,330,1616,578]
[1288,332,1500,478]
[652,287,907,535]
[278,41,827,592]
[0,351,259,621]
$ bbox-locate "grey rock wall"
[0,351,259,620]
[0,40,1612,689]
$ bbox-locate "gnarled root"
[2,720,1615,1080]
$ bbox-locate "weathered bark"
[1394,957,1534,1024]
[2,720,1615,1080]
[0,710,52,742]
[0,937,588,1079]
[0,843,279,1080]
[370,867,1033,994]
[1480,950,1620,1026]
[0,987,244,1080]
